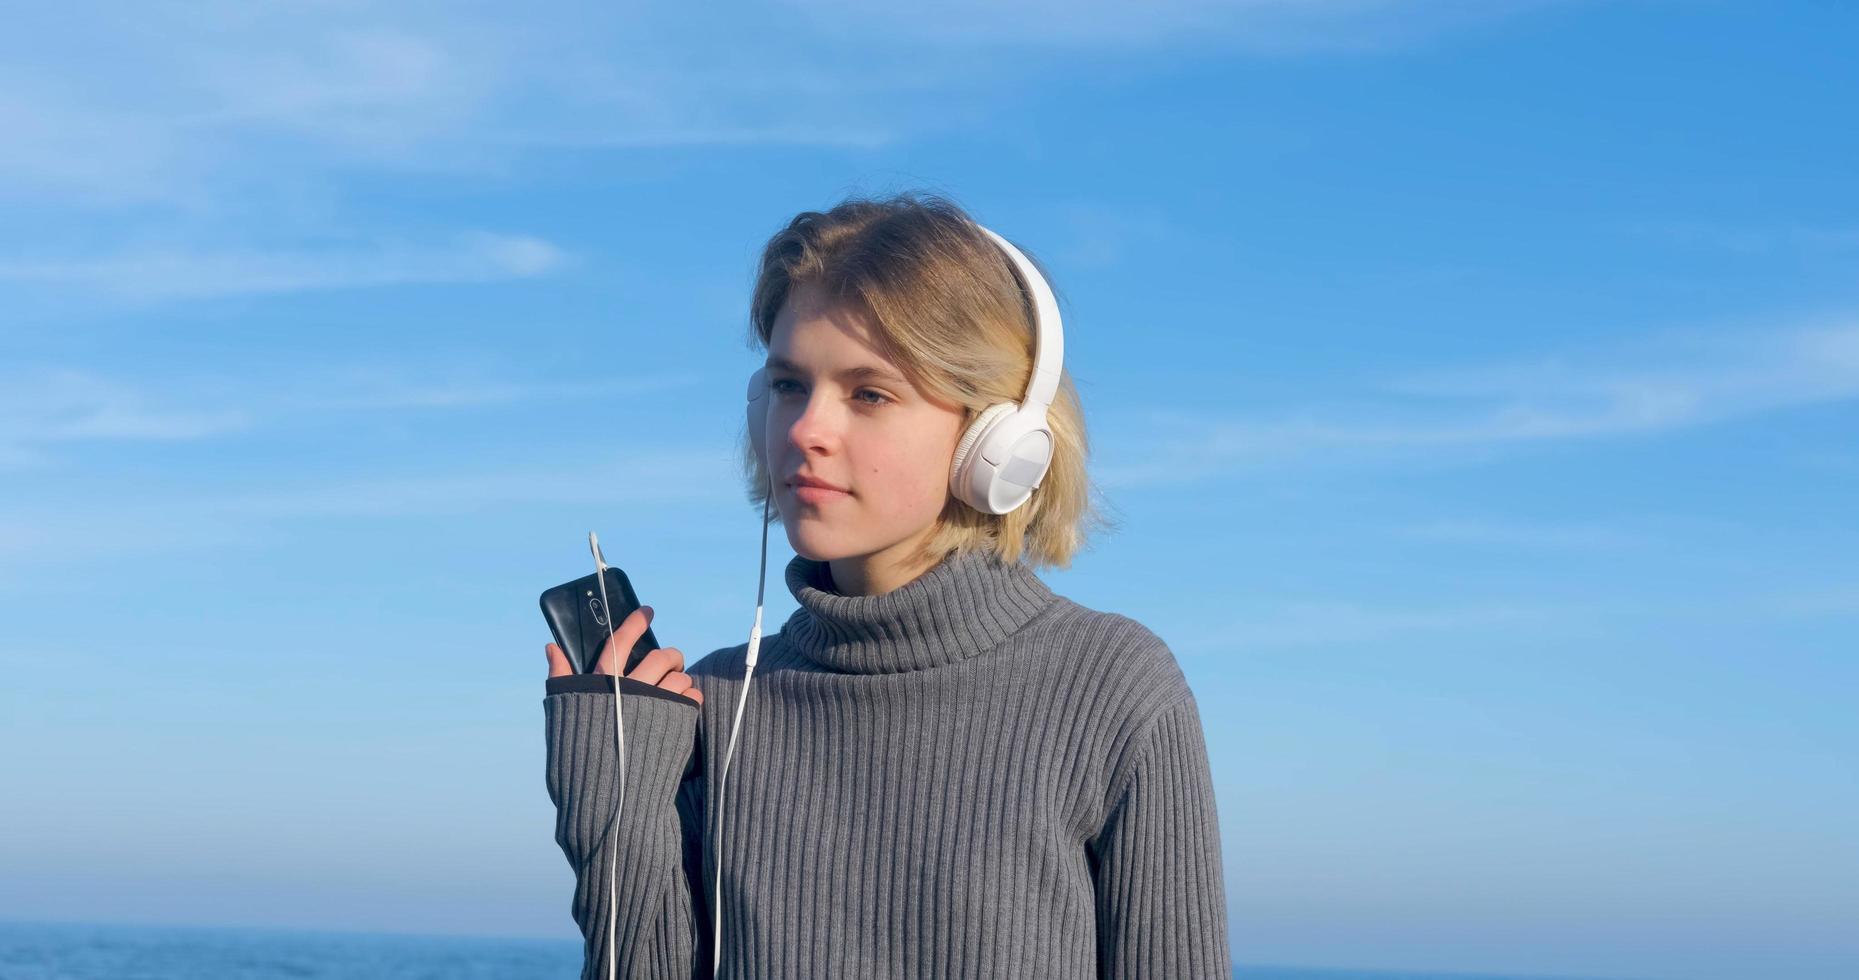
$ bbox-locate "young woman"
[541,192,1231,979]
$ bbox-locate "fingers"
[593,606,655,675]
[556,603,701,706]
[544,642,572,678]
[658,671,704,707]
[625,646,686,686]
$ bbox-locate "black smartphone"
[539,566,660,676]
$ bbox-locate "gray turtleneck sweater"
[541,548,1230,979]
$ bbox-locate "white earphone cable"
[607,664,624,980]
[587,537,627,980]
[712,478,771,976]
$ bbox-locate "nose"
[781,388,843,460]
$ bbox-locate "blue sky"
[2,2,1855,979]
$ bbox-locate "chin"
[785,525,855,563]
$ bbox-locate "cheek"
[860,431,956,515]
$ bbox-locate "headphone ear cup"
[746,368,770,474]
[949,402,1017,510]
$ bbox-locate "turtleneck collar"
[778,547,1058,674]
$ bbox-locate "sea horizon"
[0,918,1685,980]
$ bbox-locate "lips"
[788,475,849,493]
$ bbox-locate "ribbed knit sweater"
[541,547,1231,979]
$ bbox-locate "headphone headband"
[972,225,1065,419]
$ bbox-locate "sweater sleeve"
[543,676,710,980]
[1086,689,1233,980]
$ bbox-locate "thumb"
[544,642,572,678]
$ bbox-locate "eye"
[770,378,892,407]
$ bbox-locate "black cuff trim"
[545,673,699,707]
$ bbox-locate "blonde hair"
[738,190,1119,572]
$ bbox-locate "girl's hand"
[544,605,704,707]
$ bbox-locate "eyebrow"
[763,355,907,385]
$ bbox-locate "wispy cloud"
[1389,517,1638,550]
[0,232,566,300]
[0,447,741,576]
[1172,578,1859,654]
[1048,201,1180,270]
[0,1,1573,209]
[0,369,251,469]
[0,1,1578,317]
[1100,317,1859,486]
[1757,583,1859,619]
[208,448,737,519]
[1174,596,1557,651]
[780,0,1577,53]
[0,11,519,206]
[0,363,704,469]
[1613,219,1859,254]
[0,5,913,209]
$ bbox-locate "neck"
[780,547,1058,674]
[824,530,941,597]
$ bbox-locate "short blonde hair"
[739,191,1119,571]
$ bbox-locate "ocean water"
[0,921,581,980]
[0,919,1641,980]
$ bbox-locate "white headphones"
[704,221,1063,976]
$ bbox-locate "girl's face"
[763,281,967,590]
